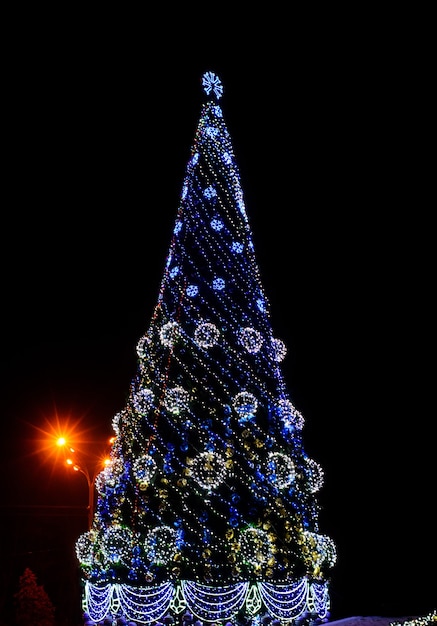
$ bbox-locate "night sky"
[1,12,434,623]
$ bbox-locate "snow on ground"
[327,614,435,626]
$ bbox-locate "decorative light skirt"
[82,578,330,625]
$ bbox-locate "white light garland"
[83,579,331,624]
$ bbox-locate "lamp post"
[56,437,112,529]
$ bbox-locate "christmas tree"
[14,567,56,626]
[76,71,337,626]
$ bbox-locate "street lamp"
[56,437,112,529]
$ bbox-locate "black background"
[1,8,434,624]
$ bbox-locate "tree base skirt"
[82,577,331,625]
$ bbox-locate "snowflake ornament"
[202,71,223,100]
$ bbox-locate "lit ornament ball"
[101,526,134,566]
[132,388,154,415]
[303,531,337,568]
[146,526,178,565]
[232,391,258,418]
[292,409,305,430]
[164,386,190,414]
[271,337,287,362]
[159,321,180,348]
[278,398,305,432]
[136,333,153,359]
[76,530,97,566]
[95,459,124,494]
[305,457,324,493]
[278,399,296,422]
[194,321,220,348]
[240,528,273,566]
[133,455,157,489]
[239,327,263,354]
[191,451,227,490]
[267,452,296,489]
[112,410,127,436]
[95,467,112,494]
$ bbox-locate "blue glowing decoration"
[204,185,217,200]
[231,241,244,254]
[186,284,198,297]
[210,216,224,231]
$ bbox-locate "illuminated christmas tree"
[76,72,337,626]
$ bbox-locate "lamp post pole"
[56,437,111,530]
[67,458,96,529]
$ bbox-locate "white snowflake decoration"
[256,297,266,313]
[202,71,223,100]
[212,277,225,291]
